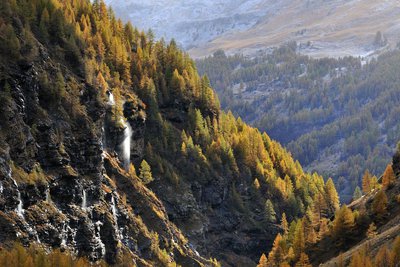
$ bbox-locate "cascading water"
[111,195,122,239]
[94,221,106,256]
[8,168,41,242]
[8,169,25,218]
[45,187,51,203]
[107,92,115,106]
[16,191,24,217]
[120,120,132,171]
[82,189,87,210]
[61,222,68,247]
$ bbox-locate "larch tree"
[362,170,372,194]
[295,253,312,267]
[372,190,388,219]
[267,234,285,266]
[139,160,153,184]
[281,213,289,234]
[392,236,400,264]
[257,253,268,267]
[352,186,362,200]
[265,199,277,223]
[325,178,340,215]
[293,220,305,259]
[375,245,393,267]
[382,164,395,189]
[332,205,355,242]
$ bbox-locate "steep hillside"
[196,45,400,202]
[256,144,400,266]
[0,0,338,266]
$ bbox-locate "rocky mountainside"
[255,146,400,266]
[0,0,340,266]
[0,21,206,267]
[106,0,400,58]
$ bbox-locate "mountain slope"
[196,45,400,202]
[104,0,274,51]
[0,0,339,266]
[256,145,400,266]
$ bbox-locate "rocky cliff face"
[0,46,279,267]
[0,1,331,266]
[0,51,208,266]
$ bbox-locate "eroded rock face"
[0,58,207,266]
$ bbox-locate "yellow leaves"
[0,242,92,267]
[372,190,388,218]
[382,164,395,189]
[253,178,261,190]
[257,253,268,267]
[332,205,355,241]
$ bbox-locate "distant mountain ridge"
[104,0,283,50]
[106,0,400,58]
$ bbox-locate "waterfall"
[7,167,42,243]
[111,195,122,239]
[45,188,51,203]
[60,221,77,249]
[82,190,87,210]
[8,169,24,218]
[94,221,106,256]
[120,120,132,171]
[61,222,68,247]
[16,191,24,217]
[107,92,115,106]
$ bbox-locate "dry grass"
[189,0,400,58]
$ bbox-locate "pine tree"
[39,8,50,41]
[333,205,355,242]
[362,170,372,194]
[382,164,395,189]
[293,220,305,258]
[139,160,153,184]
[257,253,268,267]
[318,218,329,239]
[349,249,373,267]
[281,213,289,234]
[325,178,339,214]
[265,199,277,223]
[372,190,388,219]
[392,236,400,264]
[370,175,380,191]
[295,253,311,267]
[352,186,362,200]
[375,245,393,267]
[268,234,285,266]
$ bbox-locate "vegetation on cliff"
[257,144,400,266]
[0,0,343,265]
